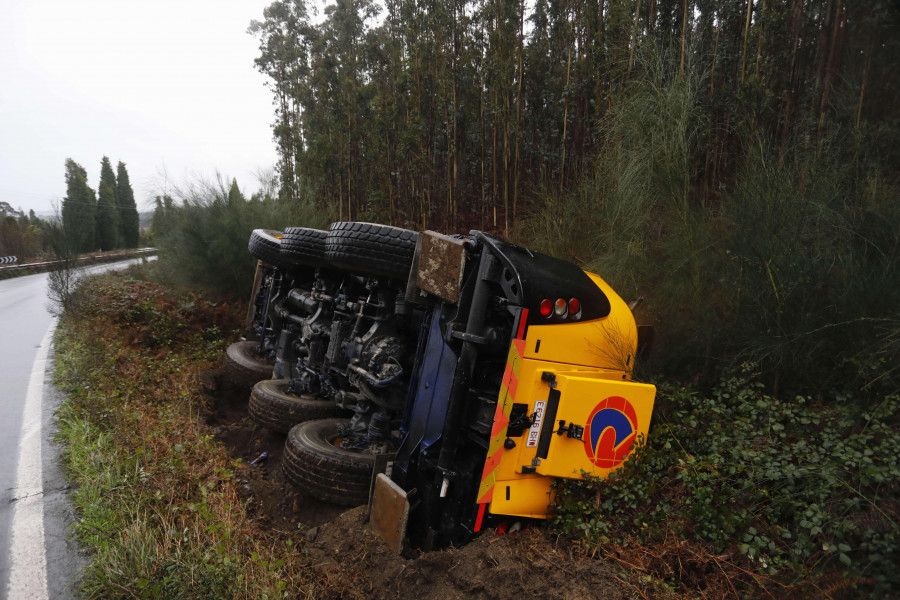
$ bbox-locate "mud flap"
[369,474,410,555]
[243,260,266,339]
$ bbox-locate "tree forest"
[250,0,898,233]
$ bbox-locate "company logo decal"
[583,396,638,468]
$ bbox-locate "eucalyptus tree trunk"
[560,45,572,193]
[513,0,524,230]
[680,0,689,76]
[741,0,754,83]
[817,0,844,149]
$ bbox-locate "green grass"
[53,268,317,599]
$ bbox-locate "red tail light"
[540,297,582,320]
[568,297,581,316]
[539,299,553,317]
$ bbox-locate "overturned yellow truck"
[239,224,656,551]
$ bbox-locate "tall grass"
[520,45,900,393]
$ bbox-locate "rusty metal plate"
[416,231,466,303]
[243,260,266,340]
[369,473,409,555]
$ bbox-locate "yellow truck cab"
[379,230,656,550]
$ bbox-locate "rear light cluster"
[539,297,582,320]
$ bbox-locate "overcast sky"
[0,0,281,215]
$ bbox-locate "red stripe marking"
[507,371,519,401]
[478,485,494,504]
[516,308,529,339]
[474,502,487,532]
[500,361,514,389]
[475,338,526,518]
[481,448,503,477]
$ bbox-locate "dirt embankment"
[204,368,634,600]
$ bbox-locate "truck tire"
[223,341,274,388]
[325,221,419,279]
[248,229,289,270]
[283,418,376,506]
[280,227,328,268]
[249,379,349,434]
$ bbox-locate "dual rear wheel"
[222,341,273,388]
[249,379,348,434]
[248,222,419,279]
[244,221,414,506]
[283,418,378,507]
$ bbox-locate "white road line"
[7,321,55,600]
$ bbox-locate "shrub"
[552,366,900,597]
[152,175,332,297]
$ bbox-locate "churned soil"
[302,506,632,600]
[203,367,635,600]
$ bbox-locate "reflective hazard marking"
[526,399,546,447]
[473,308,530,532]
[475,338,525,510]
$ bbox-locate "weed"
[552,365,900,597]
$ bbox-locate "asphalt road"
[0,259,152,599]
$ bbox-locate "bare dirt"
[203,367,636,600]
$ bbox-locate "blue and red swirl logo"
[583,396,638,468]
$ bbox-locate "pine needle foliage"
[116,161,140,249]
[151,175,331,297]
[96,157,120,252]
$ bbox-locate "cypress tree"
[96,156,119,251]
[61,159,97,253]
[150,196,165,242]
[117,162,140,248]
[227,178,245,205]
[150,194,175,243]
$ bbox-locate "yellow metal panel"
[482,269,655,520]
[535,372,655,479]
[524,272,638,373]
[488,360,656,519]
[491,366,543,482]
[487,476,555,519]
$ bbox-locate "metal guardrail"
[0,248,157,273]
